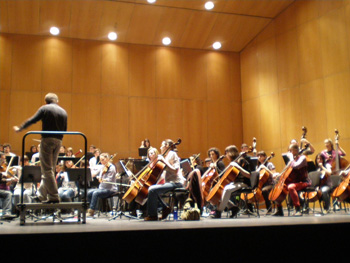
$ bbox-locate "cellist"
[256,151,277,215]
[210,145,251,219]
[144,139,185,221]
[273,144,311,217]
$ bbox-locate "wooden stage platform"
[1,208,350,260]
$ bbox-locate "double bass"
[206,151,247,206]
[269,144,309,204]
[201,155,225,200]
[243,152,275,204]
[123,138,181,206]
[332,165,350,201]
[331,129,349,175]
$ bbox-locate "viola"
[206,152,246,206]
[269,144,309,203]
[123,138,181,206]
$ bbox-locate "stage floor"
[1,208,350,235]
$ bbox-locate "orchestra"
[2,126,350,222]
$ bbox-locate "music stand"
[138,147,149,157]
[66,168,92,201]
[109,160,139,220]
[250,157,258,170]
[181,159,192,177]
[18,166,42,221]
[6,156,19,166]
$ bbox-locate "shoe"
[144,216,158,221]
[161,206,171,220]
[272,206,284,217]
[210,210,221,219]
[1,214,17,220]
[42,199,60,204]
[230,206,240,218]
[293,206,302,217]
[87,209,95,217]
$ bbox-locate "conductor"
[13,93,67,203]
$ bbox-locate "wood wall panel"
[324,71,350,139]
[181,49,207,100]
[0,90,11,143]
[276,29,299,91]
[42,38,72,94]
[297,19,323,84]
[319,8,349,77]
[155,47,182,99]
[129,45,156,97]
[11,35,42,92]
[1,33,242,162]
[9,91,42,153]
[0,35,12,90]
[241,1,350,171]
[100,96,129,155]
[242,98,261,146]
[101,43,129,96]
[156,99,184,147]
[128,97,157,157]
[72,40,101,94]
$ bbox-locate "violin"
[1,156,18,186]
[123,138,181,206]
[269,144,309,203]
[206,151,247,206]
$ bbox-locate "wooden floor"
[2,208,350,260]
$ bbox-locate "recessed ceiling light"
[205,1,214,10]
[147,0,156,3]
[108,32,118,41]
[213,41,221,50]
[50,27,60,36]
[162,37,171,45]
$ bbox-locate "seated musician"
[208,147,225,174]
[320,138,346,166]
[211,145,251,219]
[314,153,332,213]
[13,155,35,205]
[144,140,185,221]
[256,151,277,214]
[57,160,78,202]
[273,144,311,217]
[87,153,117,217]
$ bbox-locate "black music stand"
[66,168,92,201]
[6,156,19,166]
[18,166,42,221]
[138,147,149,157]
[109,160,139,220]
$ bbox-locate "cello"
[123,138,181,206]
[201,155,225,199]
[243,152,275,204]
[269,144,309,204]
[206,151,247,206]
[332,164,350,201]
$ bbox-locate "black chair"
[302,171,323,214]
[162,187,189,220]
[234,171,261,218]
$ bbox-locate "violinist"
[210,145,251,219]
[13,155,34,205]
[144,140,185,221]
[208,147,225,174]
[3,143,16,157]
[0,152,17,219]
[273,144,311,217]
[57,160,78,202]
[256,151,277,214]
[87,153,117,217]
